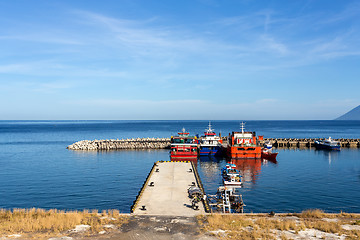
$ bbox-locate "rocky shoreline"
[67,138,171,151]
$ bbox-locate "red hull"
[261,151,278,161]
[170,153,197,159]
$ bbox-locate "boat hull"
[314,142,340,150]
[199,146,222,156]
[170,142,198,160]
[226,146,262,159]
[223,180,242,186]
[170,152,197,159]
[261,151,278,161]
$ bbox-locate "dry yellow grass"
[0,208,128,238]
[304,219,341,233]
[199,211,360,240]
[199,214,254,231]
[297,209,328,218]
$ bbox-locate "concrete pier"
[131,161,208,216]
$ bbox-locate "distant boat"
[314,137,341,150]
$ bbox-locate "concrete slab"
[133,161,205,216]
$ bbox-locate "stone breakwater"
[260,138,360,148]
[67,137,360,150]
[67,138,171,151]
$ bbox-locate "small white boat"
[314,137,341,150]
[264,140,272,149]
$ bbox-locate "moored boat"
[261,148,278,161]
[314,137,341,150]
[170,128,198,160]
[225,122,263,159]
[198,122,223,156]
[222,163,242,186]
[263,140,273,149]
[261,140,278,161]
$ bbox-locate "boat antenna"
[240,122,245,134]
[206,121,214,133]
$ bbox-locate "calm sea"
[0,120,359,213]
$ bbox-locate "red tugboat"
[170,128,198,160]
[226,122,262,159]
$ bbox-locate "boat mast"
[206,121,214,133]
[240,122,245,138]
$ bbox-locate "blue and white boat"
[221,163,242,186]
[263,140,273,149]
[314,137,341,150]
[198,122,222,156]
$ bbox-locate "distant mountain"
[336,105,360,120]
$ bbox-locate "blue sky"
[0,0,359,120]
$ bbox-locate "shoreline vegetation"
[0,208,128,239]
[200,210,360,239]
[1,209,360,239]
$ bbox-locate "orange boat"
[226,122,263,159]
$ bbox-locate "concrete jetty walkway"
[132,161,206,216]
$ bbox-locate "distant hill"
[336,105,360,120]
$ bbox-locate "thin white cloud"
[0,61,127,78]
[0,35,82,45]
[260,35,289,55]
[69,98,207,107]
[318,1,360,24]
[32,82,73,92]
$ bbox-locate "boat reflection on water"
[199,155,223,162]
[231,159,262,185]
[230,158,277,185]
[197,156,223,182]
[314,149,340,165]
[198,157,278,188]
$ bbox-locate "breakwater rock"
[260,138,360,148]
[67,138,171,151]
